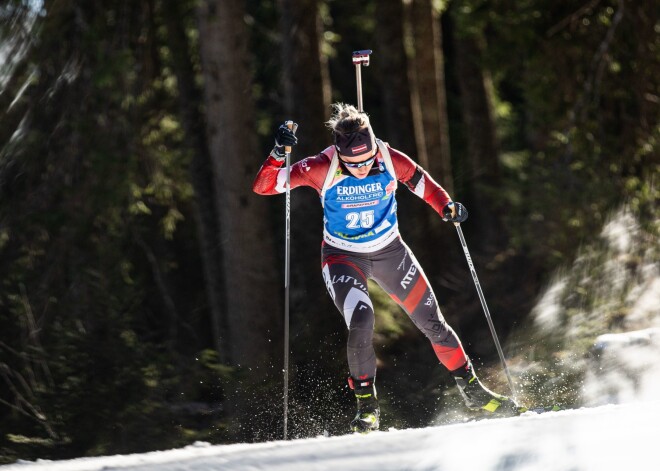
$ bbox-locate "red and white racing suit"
[253,143,468,381]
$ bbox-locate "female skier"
[253,104,518,432]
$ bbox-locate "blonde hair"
[325,103,371,136]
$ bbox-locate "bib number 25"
[346,210,374,229]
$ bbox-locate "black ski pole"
[283,120,297,440]
[453,220,517,401]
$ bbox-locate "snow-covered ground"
[3,400,657,471]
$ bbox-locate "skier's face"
[339,150,377,179]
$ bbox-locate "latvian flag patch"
[351,143,368,154]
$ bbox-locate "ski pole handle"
[449,202,459,227]
[352,50,372,112]
[443,201,460,227]
[284,121,298,154]
[352,50,372,66]
[444,201,469,226]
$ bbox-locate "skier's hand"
[273,123,298,158]
[442,202,468,223]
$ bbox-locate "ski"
[518,404,564,414]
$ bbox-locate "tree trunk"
[450,16,504,246]
[443,6,512,354]
[278,0,339,389]
[162,0,228,362]
[197,0,281,373]
[406,0,453,195]
[279,0,331,145]
[373,0,417,156]
[399,0,454,267]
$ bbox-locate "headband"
[334,125,376,157]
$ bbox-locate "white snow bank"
[3,400,658,471]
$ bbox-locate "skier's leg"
[371,239,468,371]
[372,239,518,415]
[321,248,380,431]
[321,251,376,379]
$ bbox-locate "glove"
[273,123,298,158]
[442,202,468,223]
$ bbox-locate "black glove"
[442,202,468,223]
[273,123,298,158]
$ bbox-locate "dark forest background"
[0,0,657,463]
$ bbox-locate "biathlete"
[253,103,518,432]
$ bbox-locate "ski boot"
[451,362,520,416]
[348,376,380,433]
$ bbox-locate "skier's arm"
[253,151,331,195]
[389,147,452,216]
[253,152,287,195]
[253,122,327,195]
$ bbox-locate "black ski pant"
[321,237,468,381]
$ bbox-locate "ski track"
[2,401,657,471]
